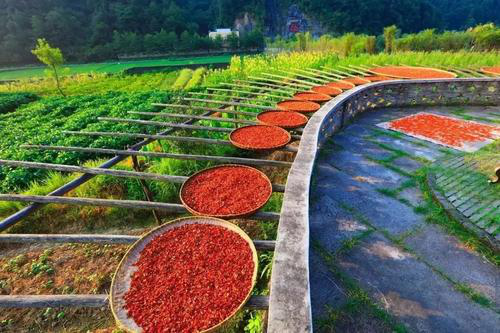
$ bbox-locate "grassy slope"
[0,54,232,80]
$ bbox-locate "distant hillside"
[1,0,498,66]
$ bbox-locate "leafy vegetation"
[172,69,193,90]
[0,92,38,114]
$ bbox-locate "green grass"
[0,55,232,80]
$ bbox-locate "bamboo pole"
[98,117,234,133]
[340,65,370,76]
[247,76,309,90]
[259,73,316,88]
[323,67,355,78]
[277,70,326,85]
[0,159,288,192]
[63,131,299,153]
[95,119,302,140]
[21,145,294,168]
[0,159,188,183]
[0,295,108,308]
[0,233,276,250]
[223,82,294,96]
[63,131,233,146]
[207,88,285,100]
[182,98,271,110]
[127,111,258,125]
[188,92,275,105]
[236,80,299,93]
[0,294,269,309]
[0,194,281,221]
[314,68,346,79]
[151,103,257,117]
[292,69,330,84]
[307,68,342,80]
[348,64,378,74]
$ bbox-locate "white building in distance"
[209,28,239,39]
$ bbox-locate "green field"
[0,54,232,80]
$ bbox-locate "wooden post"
[131,155,161,225]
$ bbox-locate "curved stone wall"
[267,78,500,332]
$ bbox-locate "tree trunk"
[52,64,65,97]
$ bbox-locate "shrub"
[184,67,207,90]
[172,69,193,90]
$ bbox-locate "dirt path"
[309,106,499,332]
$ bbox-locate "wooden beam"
[247,77,307,91]
[308,68,344,80]
[259,73,315,88]
[0,295,108,308]
[0,294,270,309]
[292,69,330,84]
[21,145,294,168]
[341,65,370,76]
[235,80,298,94]
[207,88,285,100]
[182,98,271,110]
[63,131,233,146]
[246,295,270,310]
[188,92,275,105]
[63,130,299,154]
[127,111,257,125]
[151,103,257,117]
[0,159,188,183]
[0,194,281,221]
[0,234,276,250]
[279,70,326,84]
[98,117,234,133]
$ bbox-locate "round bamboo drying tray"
[369,66,457,79]
[293,91,332,102]
[326,80,356,90]
[363,75,393,82]
[110,216,259,333]
[180,164,273,219]
[311,85,343,96]
[229,124,292,150]
[276,100,321,113]
[257,110,309,129]
[480,66,500,76]
[342,76,371,85]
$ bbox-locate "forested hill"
[1,0,499,66]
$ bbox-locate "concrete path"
[309,106,500,332]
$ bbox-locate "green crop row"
[0,92,38,114]
[171,69,193,90]
[0,91,177,191]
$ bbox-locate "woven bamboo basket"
[180,164,273,219]
[369,66,457,79]
[481,66,500,76]
[311,85,343,96]
[229,124,292,150]
[276,100,321,113]
[110,216,259,333]
[292,91,332,102]
[256,110,309,129]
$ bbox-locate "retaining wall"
[267,78,500,332]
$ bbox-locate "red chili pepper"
[230,125,290,150]
[181,166,272,216]
[257,111,308,128]
[370,66,456,79]
[124,224,254,333]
